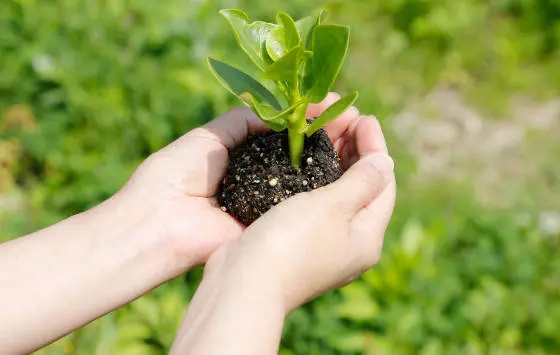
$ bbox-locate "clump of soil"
[218,128,342,225]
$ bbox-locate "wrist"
[172,246,286,354]
[82,194,184,283]
[205,243,291,316]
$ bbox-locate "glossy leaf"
[266,12,300,61]
[251,99,307,131]
[262,47,311,84]
[295,9,326,48]
[250,100,289,131]
[304,91,358,136]
[261,42,275,65]
[213,10,356,167]
[208,57,282,110]
[277,12,300,50]
[220,9,277,70]
[302,24,350,103]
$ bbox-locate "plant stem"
[287,102,308,167]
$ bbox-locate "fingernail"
[365,152,394,178]
[329,92,341,99]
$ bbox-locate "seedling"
[208,9,358,167]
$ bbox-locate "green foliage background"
[1,0,559,354]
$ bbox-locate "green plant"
[208,9,358,167]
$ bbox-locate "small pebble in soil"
[269,178,278,187]
[220,206,227,212]
[307,157,313,165]
[302,180,308,186]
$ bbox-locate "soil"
[218,128,342,226]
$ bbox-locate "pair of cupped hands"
[0,92,395,354]
[114,92,396,314]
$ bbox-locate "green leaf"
[266,12,300,61]
[302,24,350,103]
[220,9,277,70]
[277,12,300,50]
[304,91,358,136]
[251,99,307,132]
[261,42,275,65]
[295,9,326,48]
[208,57,282,110]
[262,46,311,84]
[250,100,288,132]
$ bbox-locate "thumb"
[324,152,394,213]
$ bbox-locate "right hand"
[205,103,396,313]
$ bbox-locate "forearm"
[171,249,286,355]
[0,197,178,354]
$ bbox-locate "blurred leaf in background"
[1,0,559,354]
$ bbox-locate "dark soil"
[218,128,342,226]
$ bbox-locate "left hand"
[98,107,269,272]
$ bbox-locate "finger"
[307,93,362,143]
[307,92,341,118]
[357,116,389,155]
[338,116,389,169]
[351,177,396,265]
[185,107,269,150]
[320,152,394,213]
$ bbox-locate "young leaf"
[262,46,311,84]
[251,100,306,132]
[302,24,350,103]
[304,91,359,137]
[295,9,326,48]
[261,43,275,65]
[277,12,300,50]
[250,100,288,131]
[266,12,300,61]
[208,57,282,110]
[220,9,277,70]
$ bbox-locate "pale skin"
[0,93,395,354]
[171,95,396,354]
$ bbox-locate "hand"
[98,108,270,272]
[170,98,395,354]
[204,97,396,311]
[100,92,372,274]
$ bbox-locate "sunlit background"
[1,0,559,354]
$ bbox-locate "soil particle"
[218,128,342,225]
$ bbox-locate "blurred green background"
[1,0,559,354]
